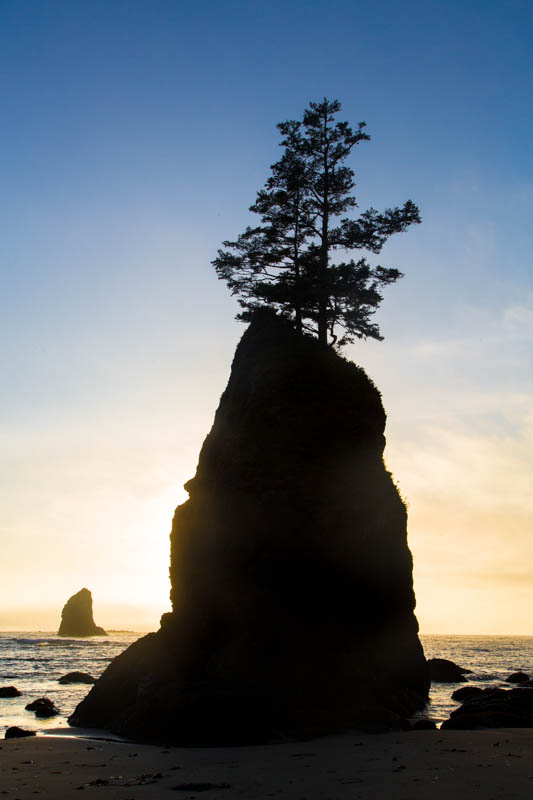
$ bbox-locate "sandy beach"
[1,729,533,799]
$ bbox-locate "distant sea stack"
[70,312,428,743]
[58,588,106,637]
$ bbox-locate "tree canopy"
[213,98,420,347]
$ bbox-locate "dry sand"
[1,729,533,799]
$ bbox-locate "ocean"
[1,632,532,737]
[0,631,139,738]
[421,635,533,724]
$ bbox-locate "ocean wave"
[12,638,107,647]
[4,656,55,663]
[0,637,117,649]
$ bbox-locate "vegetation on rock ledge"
[213,98,421,347]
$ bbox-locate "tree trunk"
[318,181,329,345]
[293,196,303,336]
[317,110,330,346]
[295,306,303,335]
[317,236,328,345]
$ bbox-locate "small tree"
[213,98,420,347]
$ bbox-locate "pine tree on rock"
[213,98,421,347]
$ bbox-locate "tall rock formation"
[58,588,106,637]
[70,312,428,743]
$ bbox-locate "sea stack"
[58,588,106,637]
[70,311,428,743]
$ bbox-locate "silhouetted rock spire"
[70,311,428,742]
[58,588,106,637]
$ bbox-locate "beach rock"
[0,686,21,698]
[428,658,470,682]
[505,671,530,684]
[451,686,483,702]
[58,588,106,637]
[58,671,96,685]
[25,697,59,718]
[70,311,429,744]
[5,726,36,739]
[441,686,533,729]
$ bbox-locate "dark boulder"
[58,588,106,637]
[505,671,530,684]
[70,312,429,744]
[5,727,36,739]
[451,686,484,702]
[25,697,59,718]
[58,672,96,685]
[428,658,470,683]
[441,687,533,729]
[0,686,21,698]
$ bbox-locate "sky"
[1,0,532,633]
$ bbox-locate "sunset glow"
[1,0,531,635]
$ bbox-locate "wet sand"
[1,729,533,798]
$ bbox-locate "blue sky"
[1,0,532,631]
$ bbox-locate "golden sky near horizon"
[2,1,532,637]
[2,293,532,635]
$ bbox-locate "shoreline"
[2,729,533,798]
[3,631,532,735]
